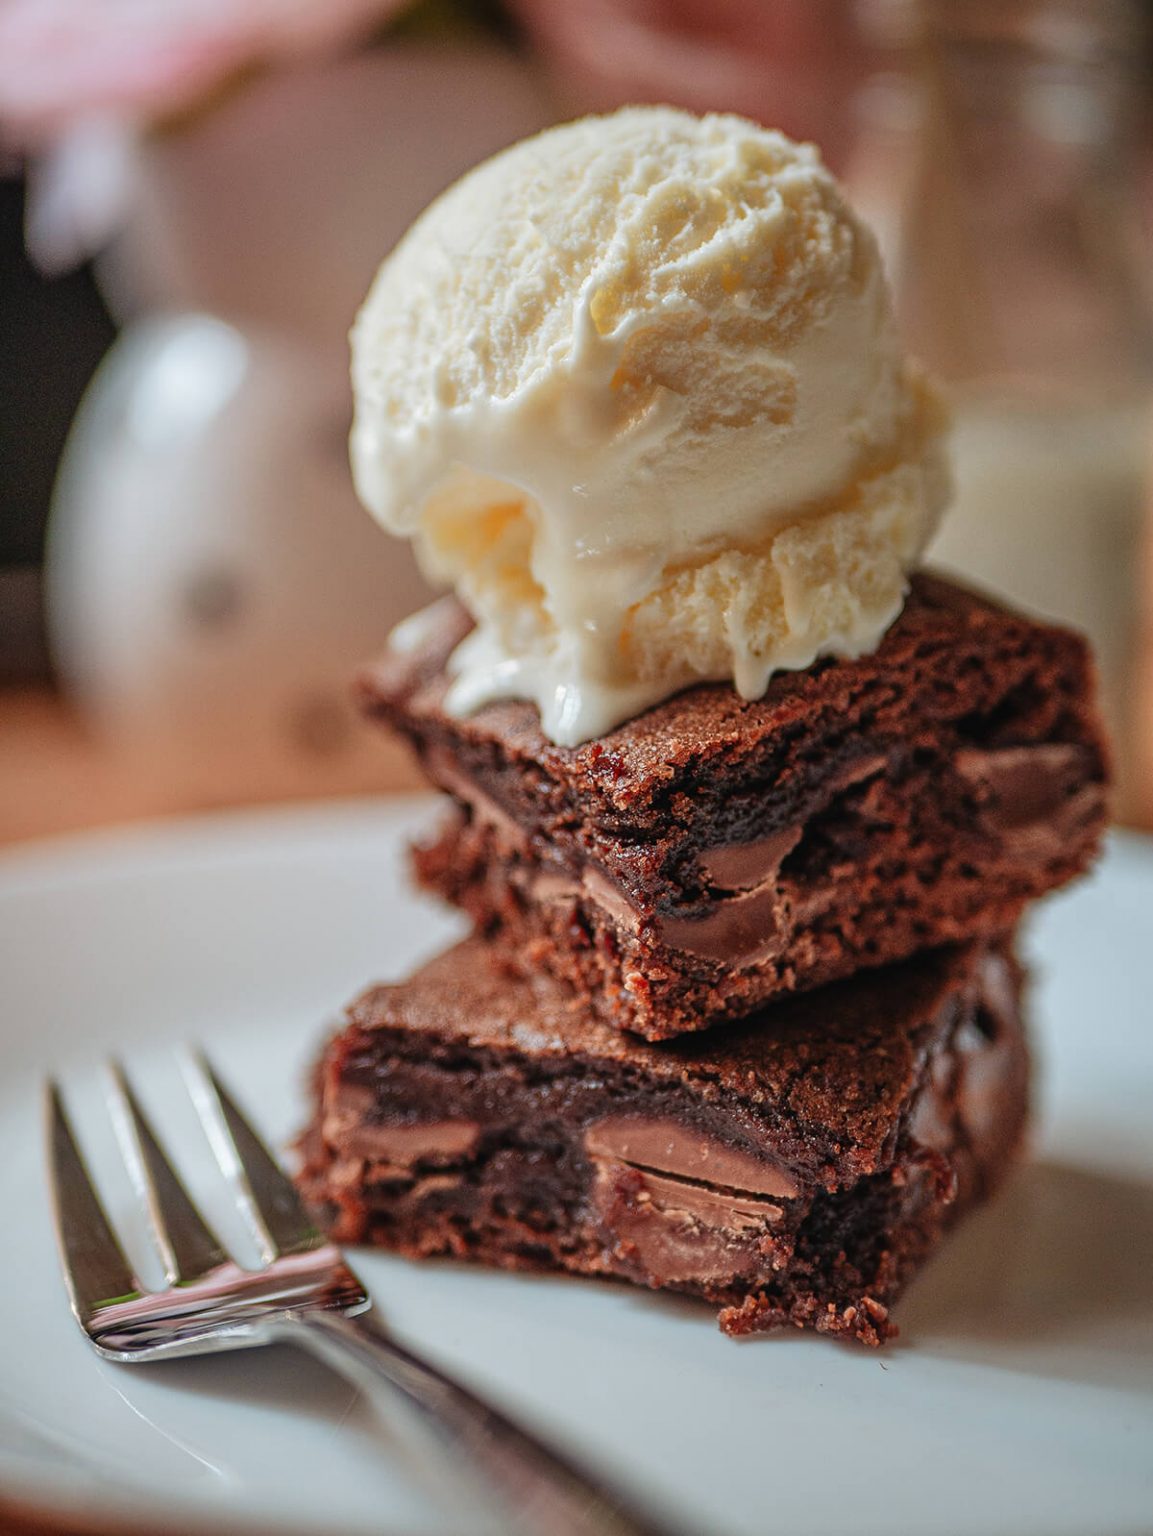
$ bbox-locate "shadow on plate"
[131,1343,466,1516]
[899,1158,1153,1387]
[136,1338,360,1421]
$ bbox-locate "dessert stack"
[299,109,1108,1343]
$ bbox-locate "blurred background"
[2,0,1152,841]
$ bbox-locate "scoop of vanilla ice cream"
[351,106,949,746]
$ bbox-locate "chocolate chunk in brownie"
[359,573,1107,1039]
[298,936,1029,1345]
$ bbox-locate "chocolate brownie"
[299,936,1029,1345]
[359,573,1107,1039]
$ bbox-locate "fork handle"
[290,1308,679,1536]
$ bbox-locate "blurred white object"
[867,0,1153,811]
[47,316,430,800]
[930,401,1150,739]
[45,46,553,803]
[24,118,136,275]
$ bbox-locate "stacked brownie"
[300,573,1108,1343]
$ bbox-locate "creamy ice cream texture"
[351,106,950,745]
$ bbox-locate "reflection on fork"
[46,1056,677,1536]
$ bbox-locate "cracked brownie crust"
[298,936,1029,1345]
[361,574,1107,1039]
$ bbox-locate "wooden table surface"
[0,689,424,848]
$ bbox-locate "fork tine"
[46,1081,142,1322]
[109,1062,229,1286]
[190,1053,323,1260]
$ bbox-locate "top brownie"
[360,573,1109,1039]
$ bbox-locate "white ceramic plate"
[1,798,1151,1536]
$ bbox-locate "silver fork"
[46,1058,677,1536]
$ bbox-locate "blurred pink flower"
[0,0,405,147]
[510,0,875,170]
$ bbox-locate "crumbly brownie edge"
[297,943,1029,1344]
[412,731,1098,1038]
[362,574,1106,1035]
[357,573,1110,859]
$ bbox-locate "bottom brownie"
[299,938,1028,1345]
